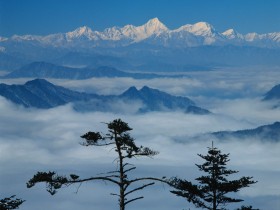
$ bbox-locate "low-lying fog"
[1,67,280,210]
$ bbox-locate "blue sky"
[1,0,280,36]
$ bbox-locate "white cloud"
[1,66,280,210]
[1,93,280,210]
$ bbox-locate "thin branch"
[124,196,144,206]
[74,182,82,194]
[103,175,120,179]
[109,146,117,153]
[124,166,136,174]
[80,142,115,147]
[97,170,120,175]
[112,157,119,164]
[123,163,134,168]
[110,193,120,197]
[129,177,169,185]
[124,182,155,196]
[68,176,120,186]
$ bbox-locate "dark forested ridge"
[0,79,209,114]
[263,84,280,101]
[211,122,280,142]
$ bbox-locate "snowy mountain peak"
[78,26,93,34]
[191,22,215,35]
[193,22,212,29]
[148,17,160,23]
[222,29,243,39]
[175,21,215,36]
[144,17,168,32]
[222,29,235,35]
[66,26,94,39]
[114,17,169,42]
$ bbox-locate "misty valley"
[1,62,280,210]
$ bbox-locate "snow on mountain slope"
[66,26,97,40]
[131,17,168,41]
[99,17,168,41]
[222,29,243,39]
[245,32,262,42]
[1,18,280,48]
[175,22,216,36]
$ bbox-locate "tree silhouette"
[236,205,259,210]
[27,119,166,210]
[0,195,24,210]
[169,144,257,210]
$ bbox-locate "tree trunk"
[213,190,217,210]
[115,132,125,210]
[212,152,217,210]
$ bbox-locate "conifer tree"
[169,144,257,210]
[0,195,24,210]
[27,119,165,210]
[236,205,259,210]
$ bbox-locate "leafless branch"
[124,196,144,206]
[124,182,155,196]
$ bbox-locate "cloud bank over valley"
[1,66,280,210]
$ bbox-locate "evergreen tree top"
[170,144,257,210]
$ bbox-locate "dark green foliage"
[170,145,257,210]
[27,171,68,195]
[0,196,24,210]
[27,119,163,210]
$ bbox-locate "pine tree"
[27,119,166,210]
[0,195,24,210]
[170,144,257,210]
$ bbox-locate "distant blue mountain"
[211,122,280,142]
[0,79,98,108]
[0,79,209,114]
[120,86,210,114]
[263,84,280,100]
[262,84,280,108]
[53,52,131,70]
[2,62,182,79]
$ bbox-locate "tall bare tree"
[27,119,165,210]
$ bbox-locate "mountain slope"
[211,122,280,142]
[120,86,210,114]
[263,84,280,100]
[0,79,209,114]
[0,79,97,108]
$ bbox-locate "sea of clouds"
[1,66,280,210]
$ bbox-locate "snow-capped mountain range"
[1,17,280,49]
[1,18,280,71]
